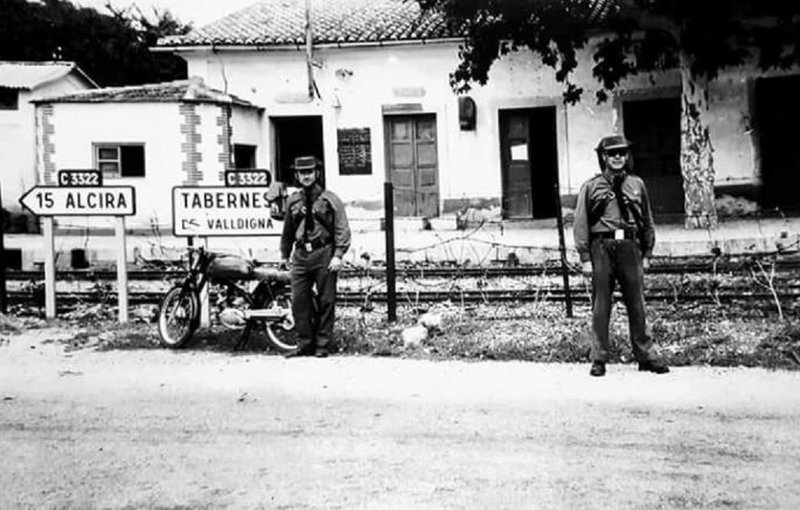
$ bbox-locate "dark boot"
[638,359,670,374]
[590,361,606,377]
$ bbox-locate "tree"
[418,0,800,228]
[0,0,192,86]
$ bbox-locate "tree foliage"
[0,0,192,86]
[418,0,800,103]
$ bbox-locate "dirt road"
[1,328,800,509]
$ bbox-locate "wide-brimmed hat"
[595,135,631,152]
[291,155,321,170]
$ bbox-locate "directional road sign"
[19,186,136,216]
[172,186,279,237]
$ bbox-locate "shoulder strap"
[612,175,630,223]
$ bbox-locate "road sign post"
[115,216,129,323]
[42,217,56,318]
[19,172,136,322]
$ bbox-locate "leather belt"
[591,229,637,241]
[296,238,332,252]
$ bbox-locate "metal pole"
[0,181,7,314]
[305,0,314,100]
[554,176,573,318]
[384,182,397,322]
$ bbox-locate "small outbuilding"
[32,77,265,232]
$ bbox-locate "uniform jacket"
[573,170,656,262]
[280,183,351,260]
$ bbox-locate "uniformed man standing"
[280,156,351,358]
[573,135,670,377]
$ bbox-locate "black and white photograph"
[1,0,800,507]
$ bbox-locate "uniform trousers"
[589,237,654,363]
[291,244,337,352]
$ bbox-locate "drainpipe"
[305,0,314,100]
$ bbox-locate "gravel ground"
[1,322,800,509]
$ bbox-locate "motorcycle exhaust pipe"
[219,308,289,329]
[243,309,289,321]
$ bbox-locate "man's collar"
[303,183,322,196]
[602,169,626,182]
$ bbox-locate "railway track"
[4,253,800,281]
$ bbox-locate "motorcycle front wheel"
[157,286,199,348]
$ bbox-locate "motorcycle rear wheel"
[157,286,199,348]
[263,288,300,353]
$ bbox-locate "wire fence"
[4,185,800,320]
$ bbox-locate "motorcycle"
[157,246,299,353]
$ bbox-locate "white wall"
[44,101,264,230]
[1,73,91,213]
[177,39,783,215]
[47,102,183,230]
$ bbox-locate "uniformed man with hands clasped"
[280,156,351,358]
[573,135,670,377]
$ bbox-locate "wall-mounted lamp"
[458,96,476,131]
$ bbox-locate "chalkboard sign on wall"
[337,128,372,175]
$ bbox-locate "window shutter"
[121,145,145,177]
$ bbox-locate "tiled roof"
[158,0,454,47]
[32,78,258,108]
[0,61,97,90]
[158,0,616,49]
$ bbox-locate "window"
[95,144,145,177]
[233,144,257,169]
[0,88,19,110]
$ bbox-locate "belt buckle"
[613,229,625,240]
[304,242,313,252]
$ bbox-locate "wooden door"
[499,108,558,219]
[622,97,683,218]
[386,115,439,217]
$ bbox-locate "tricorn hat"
[595,135,631,152]
[291,155,321,170]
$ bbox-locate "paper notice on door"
[510,143,528,161]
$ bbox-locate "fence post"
[554,179,573,318]
[384,182,397,322]
[0,181,6,314]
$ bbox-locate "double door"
[385,115,439,217]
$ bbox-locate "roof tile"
[158,0,453,47]
[157,0,612,48]
[0,61,94,90]
[33,78,257,108]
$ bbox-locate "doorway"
[272,116,324,186]
[755,74,800,212]
[498,107,558,219]
[384,114,439,217]
[622,97,683,218]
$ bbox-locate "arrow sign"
[19,186,136,216]
[172,186,279,237]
